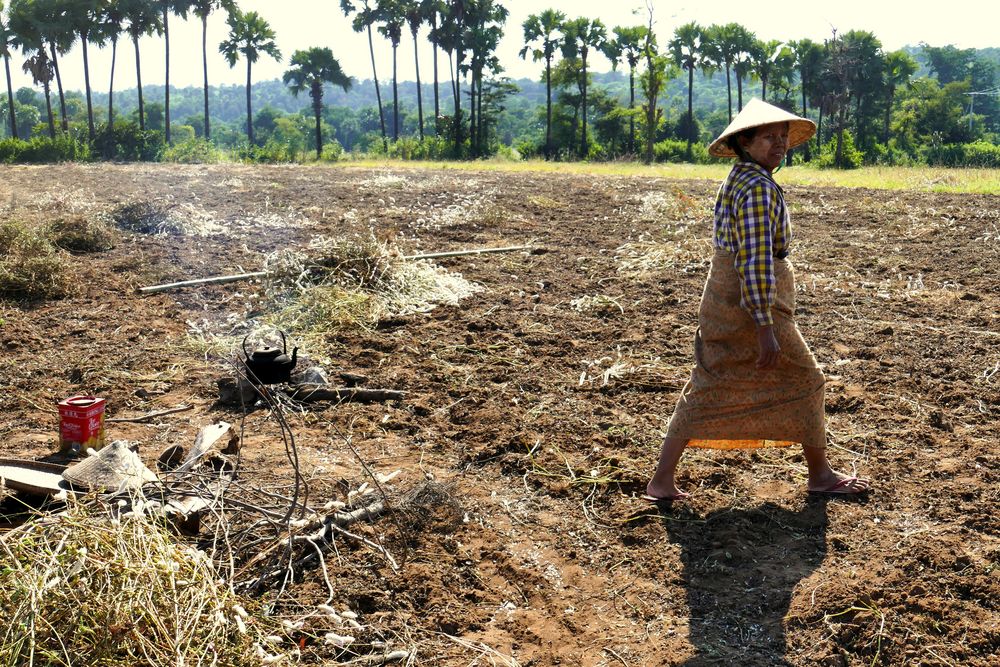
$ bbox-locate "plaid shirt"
[713,161,790,327]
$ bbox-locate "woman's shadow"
[658,496,831,666]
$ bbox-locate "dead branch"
[107,404,193,423]
[341,650,412,665]
[285,385,405,403]
[136,245,539,294]
[137,271,267,294]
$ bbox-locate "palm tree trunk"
[164,9,171,144]
[453,49,462,152]
[313,85,323,158]
[477,74,484,152]
[545,55,553,158]
[366,24,387,150]
[134,35,145,131]
[686,65,694,161]
[725,64,733,121]
[580,57,588,157]
[391,43,399,140]
[432,13,439,133]
[245,59,253,144]
[108,39,117,127]
[801,77,811,161]
[49,43,67,132]
[43,78,55,138]
[628,65,636,155]
[883,89,893,145]
[469,70,476,155]
[202,16,210,139]
[413,30,423,141]
[82,35,95,140]
[4,53,17,139]
[736,71,743,111]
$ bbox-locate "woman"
[645,99,870,500]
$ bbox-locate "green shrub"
[0,135,89,163]
[653,138,708,163]
[161,137,224,164]
[925,140,1000,168]
[320,139,344,162]
[233,139,295,163]
[93,122,164,161]
[817,130,864,169]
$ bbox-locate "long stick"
[106,404,193,423]
[138,272,267,294]
[402,244,534,260]
[137,245,536,295]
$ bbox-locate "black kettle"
[242,331,298,384]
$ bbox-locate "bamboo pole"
[137,245,537,295]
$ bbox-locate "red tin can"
[58,396,107,455]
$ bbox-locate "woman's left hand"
[755,324,781,369]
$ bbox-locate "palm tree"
[219,8,280,145]
[669,21,705,161]
[748,38,785,101]
[882,50,916,144]
[340,0,387,150]
[730,24,756,111]
[562,17,606,157]
[376,0,405,141]
[21,52,55,137]
[403,0,425,139]
[66,0,102,140]
[520,8,565,159]
[160,1,196,144]
[283,47,352,158]
[790,38,824,160]
[0,1,18,139]
[420,0,442,131]
[463,0,506,156]
[191,0,235,140]
[30,0,74,133]
[122,0,163,131]
[94,0,126,127]
[603,24,646,155]
[704,23,741,122]
[8,0,55,136]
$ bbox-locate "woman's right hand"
[756,324,781,369]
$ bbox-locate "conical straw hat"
[709,98,816,158]
[62,440,159,491]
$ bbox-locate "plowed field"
[2,163,998,666]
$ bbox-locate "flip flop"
[808,476,869,495]
[641,492,690,502]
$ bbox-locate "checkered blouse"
[713,161,790,327]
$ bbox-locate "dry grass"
[230,235,482,353]
[112,200,223,237]
[48,213,119,254]
[0,497,284,667]
[0,220,71,300]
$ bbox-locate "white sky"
[5,0,999,93]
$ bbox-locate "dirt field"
[1,163,998,666]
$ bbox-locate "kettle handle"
[242,334,251,360]
[278,330,287,354]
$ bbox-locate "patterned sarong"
[665,248,826,449]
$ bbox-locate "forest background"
[0,0,998,168]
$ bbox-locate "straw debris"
[48,212,119,254]
[0,220,71,300]
[0,498,283,667]
[262,234,481,340]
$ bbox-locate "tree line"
[0,0,998,167]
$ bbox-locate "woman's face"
[740,122,790,172]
